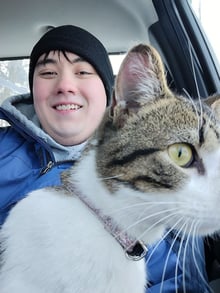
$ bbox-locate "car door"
[150,1,220,291]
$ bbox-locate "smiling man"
[0,25,114,224]
[32,51,107,145]
[29,25,113,146]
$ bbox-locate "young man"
[0,25,114,225]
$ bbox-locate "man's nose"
[55,73,78,94]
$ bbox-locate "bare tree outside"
[0,59,29,126]
[0,59,29,104]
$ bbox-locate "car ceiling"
[0,0,158,59]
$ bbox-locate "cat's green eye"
[168,143,193,167]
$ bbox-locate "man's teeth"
[56,104,80,110]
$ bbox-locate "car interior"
[1,0,220,100]
[1,0,220,291]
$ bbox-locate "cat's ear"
[204,94,220,120]
[114,43,171,112]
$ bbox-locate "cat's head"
[95,43,220,237]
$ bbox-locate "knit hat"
[29,25,114,105]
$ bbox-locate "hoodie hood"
[1,93,86,162]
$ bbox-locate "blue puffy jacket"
[0,111,73,225]
[0,94,212,292]
[145,232,211,292]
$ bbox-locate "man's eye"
[40,71,57,76]
[77,71,93,75]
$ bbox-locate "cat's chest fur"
[0,179,146,293]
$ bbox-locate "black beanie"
[29,25,114,105]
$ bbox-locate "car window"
[1,1,219,106]
[0,54,125,106]
[190,0,220,69]
[0,55,125,128]
[0,59,29,104]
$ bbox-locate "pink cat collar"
[65,183,148,261]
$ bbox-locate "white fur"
[0,188,146,293]
[0,150,148,293]
[1,147,220,292]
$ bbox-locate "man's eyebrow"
[35,58,57,67]
[35,56,87,67]
[70,57,87,64]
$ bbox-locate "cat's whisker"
[145,218,184,267]
[203,108,215,138]
[173,220,213,293]
[191,223,214,291]
[171,222,190,293]
[118,207,181,234]
[137,212,182,244]
[106,201,181,217]
[179,220,196,293]
[117,208,183,251]
[182,88,201,137]
[187,39,203,129]
[158,220,188,293]
[99,174,124,181]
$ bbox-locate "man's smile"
[55,104,82,111]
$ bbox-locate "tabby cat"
[1,44,220,293]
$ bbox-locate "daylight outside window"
[190,0,220,63]
[0,54,125,126]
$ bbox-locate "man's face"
[33,51,107,146]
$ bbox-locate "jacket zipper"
[0,107,76,176]
[40,159,75,175]
[40,161,54,175]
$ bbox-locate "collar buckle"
[125,241,148,261]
